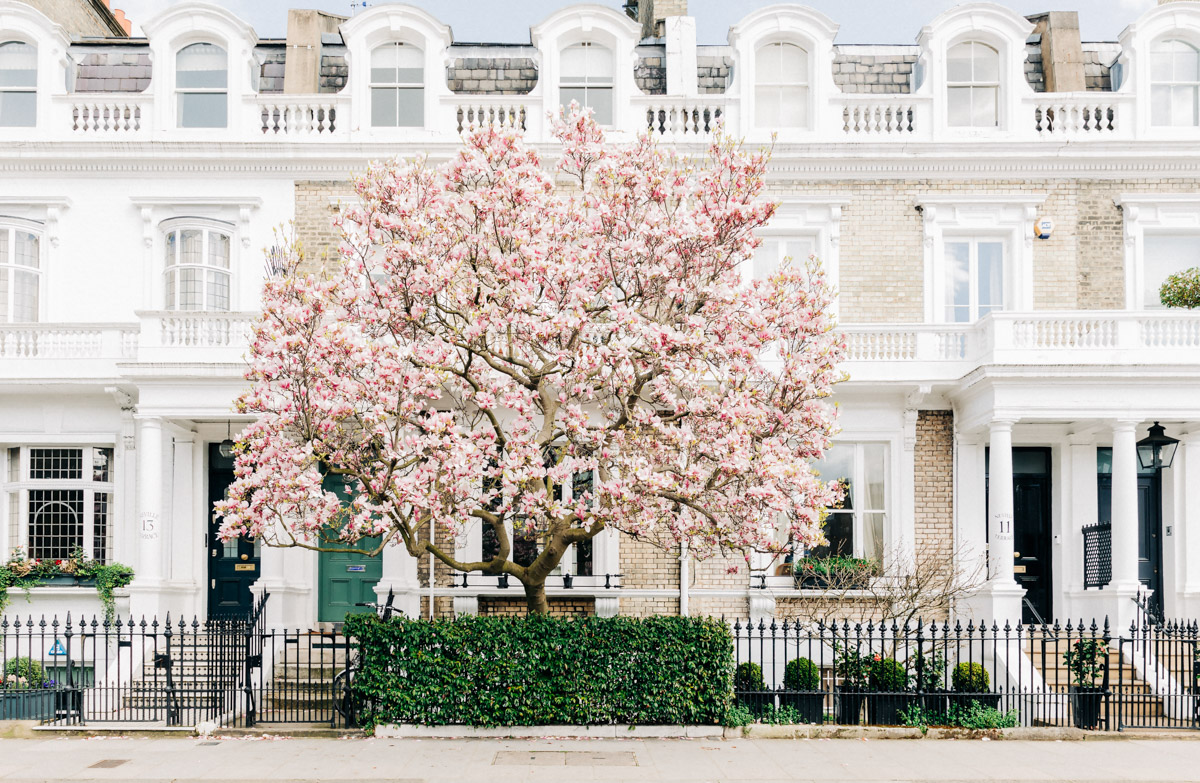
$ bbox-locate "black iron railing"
[732,617,1200,731]
[1083,521,1112,589]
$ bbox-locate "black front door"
[207,444,259,620]
[1136,474,1164,601]
[1013,461,1053,624]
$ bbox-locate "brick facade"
[478,597,595,617]
[915,411,954,566]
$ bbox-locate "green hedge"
[344,613,733,728]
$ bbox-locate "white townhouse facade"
[2,0,1200,632]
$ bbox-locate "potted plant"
[834,646,870,724]
[1064,638,1107,730]
[947,662,1001,712]
[734,662,773,716]
[1160,267,1200,309]
[779,657,824,724]
[866,656,913,725]
[0,658,56,720]
[793,556,878,589]
[1,547,134,623]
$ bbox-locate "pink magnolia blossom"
[215,108,845,613]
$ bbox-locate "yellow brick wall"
[915,411,955,566]
[478,597,595,617]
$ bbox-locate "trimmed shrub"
[2,657,44,689]
[783,657,821,691]
[951,662,990,693]
[345,614,733,728]
[735,662,766,693]
[1160,267,1200,309]
[868,657,910,691]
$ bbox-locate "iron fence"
[732,617,1200,730]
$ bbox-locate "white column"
[1110,420,1141,591]
[1067,438,1099,591]
[135,417,164,585]
[1179,433,1200,617]
[988,420,1016,584]
[375,542,421,618]
[956,438,987,582]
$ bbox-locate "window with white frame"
[1152,39,1200,127]
[5,447,114,563]
[944,237,1004,322]
[751,235,816,282]
[0,40,36,127]
[480,462,595,577]
[808,442,888,563]
[1143,233,1200,308]
[560,42,613,125]
[370,42,424,127]
[163,223,231,311]
[0,222,40,323]
[947,41,999,128]
[176,42,228,129]
[755,42,809,129]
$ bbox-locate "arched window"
[560,42,613,125]
[755,42,809,129]
[0,41,37,127]
[1152,39,1200,127]
[176,43,228,128]
[164,225,231,311]
[947,41,999,127]
[370,42,424,127]
[0,224,40,322]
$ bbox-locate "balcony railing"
[1028,93,1133,139]
[632,96,733,141]
[254,95,346,137]
[134,310,257,365]
[61,95,152,136]
[838,95,927,138]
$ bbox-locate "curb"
[728,725,1200,741]
[374,724,725,739]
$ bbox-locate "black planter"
[778,690,825,724]
[736,690,776,716]
[1070,685,1105,730]
[866,693,916,725]
[917,691,949,716]
[0,690,56,720]
[796,574,869,590]
[35,576,94,587]
[946,692,1002,713]
[835,690,866,724]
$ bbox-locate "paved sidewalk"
[0,735,1199,782]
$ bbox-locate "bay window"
[5,446,114,563]
[163,224,232,311]
[0,224,40,322]
[808,442,888,563]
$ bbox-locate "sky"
[113,0,1160,43]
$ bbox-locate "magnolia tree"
[216,110,845,614]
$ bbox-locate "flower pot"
[796,574,869,590]
[946,692,1001,712]
[1070,685,1105,730]
[736,690,775,716]
[866,693,916,725]
[835,689,866,724]
[36,575,90,587]
[0,690,56,720]
[779,690,825,724]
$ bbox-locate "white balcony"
[631,96,736,142]
[840,311,1200,383]
[133,310,257,366]
[252,95,348,138]
[0,323,138,382]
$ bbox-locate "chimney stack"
[634,0,689,40]
[283,10,346,95]
[1027,12,1085,93]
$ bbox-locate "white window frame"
[805,441,891,563]
[368,41,425,128]
[753,41,810,130]
[747,198,848,319]
[1115,195,1200,310]
[161,219,234,312]
[0,216,42,323]
[3,445,115,564]
[175,41,228,129]
[559,41,614,126]
[0,39,36,128]
[917,195,1042,323]
[1150,38,1200,128]
[946,40,1000,129]
[941,235,1007,323]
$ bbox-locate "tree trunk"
[523,580,550,615]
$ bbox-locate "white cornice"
[129,196,263,209]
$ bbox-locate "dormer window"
[560,42,613,125]
[164,224,231,311]
[176,43,228,129]
[755,42,809,129]
[0,41,36,127]
[1151,39,1200,127]
[370,42,424,127]
[947,41,999,128]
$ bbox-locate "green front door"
[316,474,382,623]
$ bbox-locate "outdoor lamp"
[1136,422,1179,471]
[218,421,236,459]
